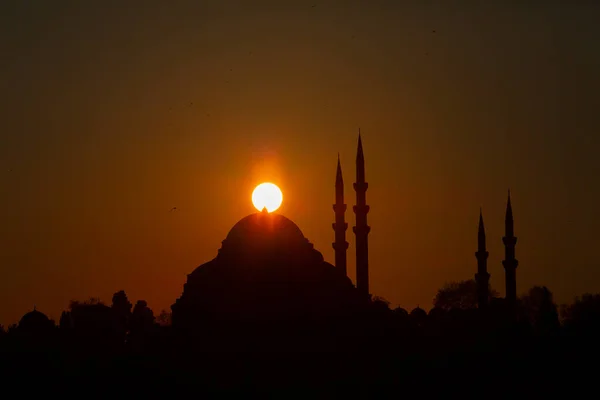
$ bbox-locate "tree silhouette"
[561,293,600,334]
[111,290,132,336]
[156,310,172,327]
[68,297,116,341]
[59,310,73,329]
[433,279,499,311]
[428,307,446,319]
[519,286,559,334]
[69,297,104,310]
[112,290,132,314]
[130,300,155,336]
[370,296,391,312]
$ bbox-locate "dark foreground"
[2,328,597,398]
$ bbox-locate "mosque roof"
[174,212,363,324]
[224,211,306,246]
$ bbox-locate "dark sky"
[1,1,599,325]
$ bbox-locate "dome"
[188,212,323,281]
[18,309,53,332]
[224,212,306,244]
[219,212,312,258]
[410,306,428,319]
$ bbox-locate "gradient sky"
[1,1,599,325]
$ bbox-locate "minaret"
[353,131,370,297]
[502,190,518,308]
[332,154,348,275]
[475,208,490,309]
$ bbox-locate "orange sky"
[1,1,599,325]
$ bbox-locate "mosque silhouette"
[9,132,587,399]
[14,132,520,337]
[170,132,521,330]
[7,132,600,398]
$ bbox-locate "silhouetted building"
[502,190,518,309]
[475,209,490,309]
[171,210,364,331]
[353,131,371,298]
[332,154,349,275]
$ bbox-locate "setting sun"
[252,183,283,213]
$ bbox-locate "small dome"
[392,307,409,317]
[19,309,53,331]
[410,306,428,319]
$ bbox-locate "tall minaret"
[502,190,518,307]
[475,208,490,309]
[332,154,348,275]
[353,131,370,297]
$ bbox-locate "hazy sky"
[1,1,599,325]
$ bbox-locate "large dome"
[219,211,313,257]
[225,212,305,244]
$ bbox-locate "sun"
[252,182,283,213]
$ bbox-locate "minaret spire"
[356,130,365,183]
[336,153,343,186]
[502,189,518,310]
[353,129,370,298]
[478,208,486,249]
[475,208,490,309]
[333,154,348,275]
[505,189,514,237]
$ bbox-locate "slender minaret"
[502,190,518,308]
[353,131,370,297]
[475,208,490,309]
[332,154,348,275]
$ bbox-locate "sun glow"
[252,183,283,213]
